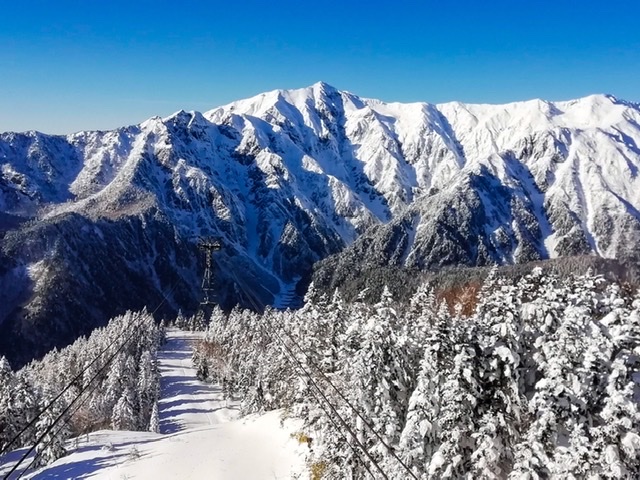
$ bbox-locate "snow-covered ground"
[1,330,308,479]
[158,330,240,433]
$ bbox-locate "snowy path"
[158,330,239,433]
[5,329,307,479]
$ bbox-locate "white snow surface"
[206,83,640,259]
[3,82,640,276]
[1,330,308,479]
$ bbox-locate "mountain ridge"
[1,82,640,366]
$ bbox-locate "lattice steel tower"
[198,238,222,305]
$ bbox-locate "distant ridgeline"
[2,83,640,366]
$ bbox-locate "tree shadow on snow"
[159,405,239,434]
[28,436,164,479]
[158,349,191,361]
[159,418,182,434]
[159,396,232,412]
[29,453,128,479]
[160,376,222,398]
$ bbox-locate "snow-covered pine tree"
[428,342,481,478]
[175,309,187,330]
[471,277,527,477]
[0,357,17,450]
[516,305,588,475]
[0,358,38,452]
[585,288,640,478]
[158,318,167,345]
[111,386,137,431]
[291,292,357,478]
[322,289,348,375]
[405,281,438,366]
[242,308,295,414]
[149,401,160,434]
[103,353,126,416]
[348,287,411,471]
[399,302,453,477]
[137,349,159,430]
[33,396,70,468]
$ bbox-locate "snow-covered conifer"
[137,350,158,429]
[112,386,138,431]
[33,397,69,468]
[149,401,160,433]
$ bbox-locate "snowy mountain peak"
[2,84,640,367]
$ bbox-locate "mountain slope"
[2,82,640,365]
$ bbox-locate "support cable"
[225,268,389,479]
[228,271,416,478]
[16,337,125,480]
[268,324,387,479]
[274,318,418,480]
[1,280,177,457]
[274,335,378,479]
[0,322,130,456]
[4,280,178,479]
[14,275,176,480]
[4,313,145,480]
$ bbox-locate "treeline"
[0,310,164,467]
[193,268,640,479]
[311,254,640,306]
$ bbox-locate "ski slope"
[2,330,308,479]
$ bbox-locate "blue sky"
[2,0,639,134]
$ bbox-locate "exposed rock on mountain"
[2,82,640,365]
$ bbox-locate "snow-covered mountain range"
[2,82,640,365]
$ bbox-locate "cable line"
[236,272,417,478]
[0,319,131,456]
[13,286,171,480]
[268,324,388,479]
[225,267,390,479]
[3,313,146,479]
[16,336,123,480]
[274,317,418,480]
[1,281,178,458]
[273,331,378,479]
[4,279,177,478]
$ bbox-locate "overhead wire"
[3,313,146,479]
[1,321,132,456]
[268,323,387,479]
[1,280,177,458]
[3,280,178,479]
[225,267,389,479]
[228,268,414,476]
[272,329,379,479]
[16,319,141,479]
[8,256,407,478]
[3,279,178,458]
[13,277,175,480]
[273,316,418,479]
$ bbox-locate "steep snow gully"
[3,330,307,479]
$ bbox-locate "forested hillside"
[311,254,638,305]
[194,268,640,478]
[0,311,163,470]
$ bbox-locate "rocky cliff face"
[2,82,640,365]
